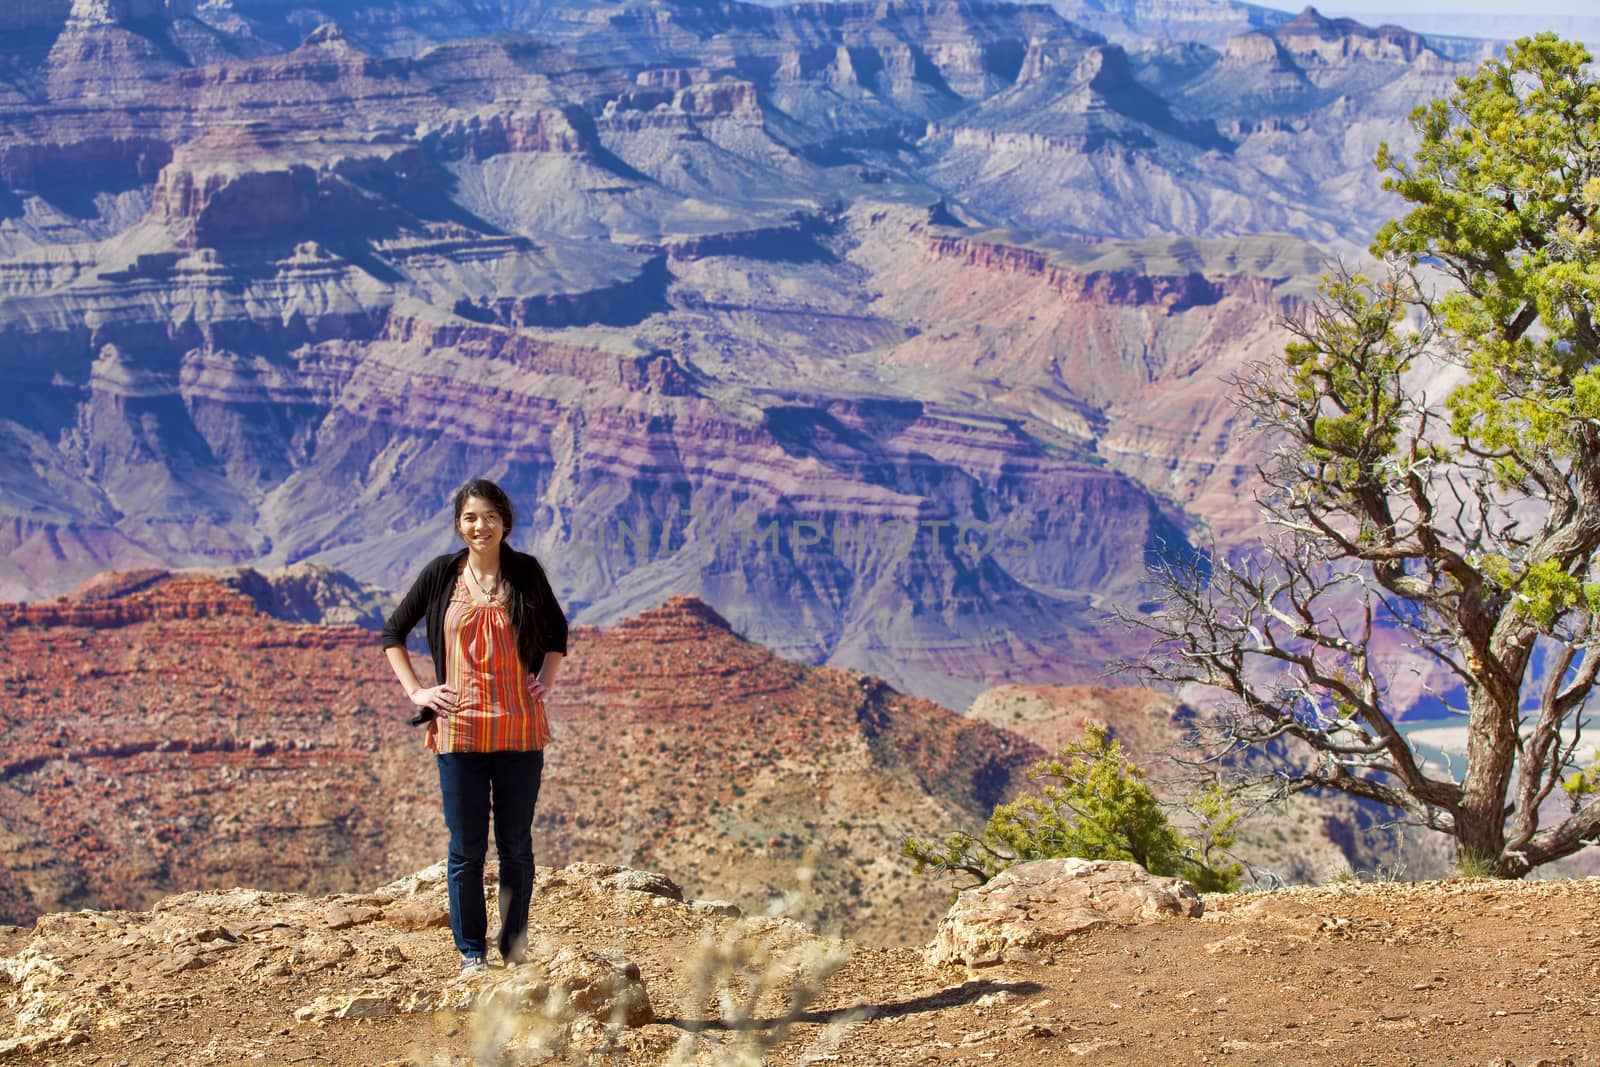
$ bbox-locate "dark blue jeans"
[435,749,544,962]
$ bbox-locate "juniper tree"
[1131,35,1600,876]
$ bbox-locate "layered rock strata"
[0,0,1474,706]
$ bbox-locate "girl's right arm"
[385,644,456,716]
[380,559,456,717]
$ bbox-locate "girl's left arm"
[530,651,564,701]
[526,558,567,700]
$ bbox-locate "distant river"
[1397,717,1600,781]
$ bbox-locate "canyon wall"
[0,0,1469,704]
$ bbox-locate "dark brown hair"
[453,478,515,537]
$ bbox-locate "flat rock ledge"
[928,858,1204,968]
[0,861,688,1061]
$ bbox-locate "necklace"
[465,561,498,597]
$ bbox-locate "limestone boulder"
[928,858,1203,967]
[556,863,684,902]
[465,946,654,1031]
[544,947,655,1026]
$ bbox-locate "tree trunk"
[1453,813,1509,876]
[1457,683,1519,875]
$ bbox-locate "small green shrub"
[902,722,1241,893]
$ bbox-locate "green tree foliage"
[1132,35,1600,876]
[902,723,1242,893]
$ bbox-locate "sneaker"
[460,955,488,975]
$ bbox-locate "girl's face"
[457,496,505,554]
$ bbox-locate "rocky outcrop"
[666,217,831,263]
[1205,5,1457,112]
[674,79,765,121]
[1055,0,1292,48]
[0,0,191,32]
[921,232,1280,311]
[0,565,390,631]
[217,562,395,628]
[467,254,670,328]
[372,312,698,393]
[0,138,172,197]
[422,106,593,159]
[601,81,765,127]
[67,0,193,26]
[0,862,665,1061]
[0,573,261,628]
[1218,31,1310,73]
[1273,7,1435,66]
[927,859,1204,967]
[147,142,431,250]
[526,947,655,1027]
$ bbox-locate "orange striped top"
[429,571,551,754]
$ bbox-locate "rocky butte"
[0,0,1476,706]
[0,568,1042,946]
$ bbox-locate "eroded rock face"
[927,858,1203,967]
[849,208,1314,542]
[0,565,391,630]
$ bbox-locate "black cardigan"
[380,545,569,701]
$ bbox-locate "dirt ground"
[5,868,1599,1067]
